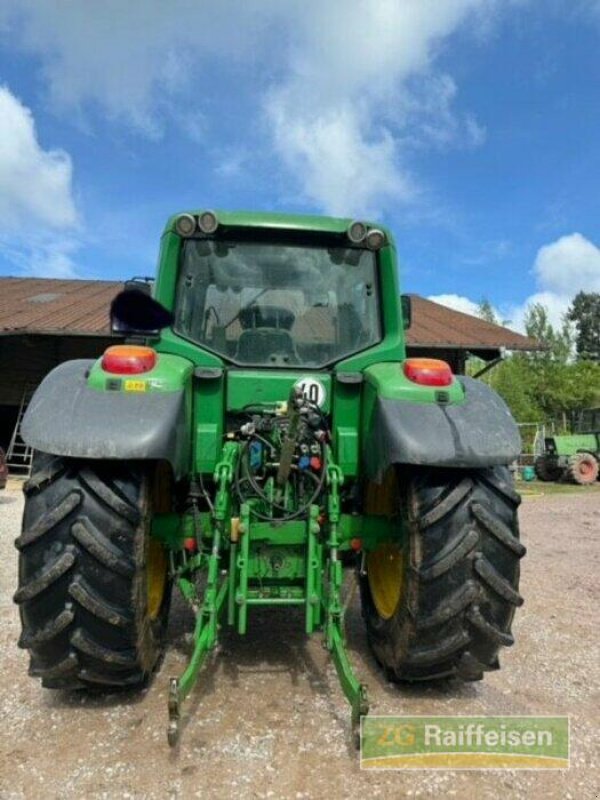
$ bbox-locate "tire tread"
[15,454,169,691]
[361,465,523,683]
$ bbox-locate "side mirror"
[401,294,412,330]
[124,277,153,296]
[110,289,174,336]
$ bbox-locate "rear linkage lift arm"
[323,452,369,743]
[167,442,238,746]
[166,441,369,747]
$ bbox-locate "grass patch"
[515,478,600,498]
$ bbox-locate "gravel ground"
[0,482,598,799]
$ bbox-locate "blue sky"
[0,0,599,330]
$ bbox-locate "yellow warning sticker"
[124,379,147,393]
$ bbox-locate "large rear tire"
[360,466,525,682]
[14,453,171,690]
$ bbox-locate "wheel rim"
[367,543,404,620]
[147,538,168,620]
[573,455,598,483]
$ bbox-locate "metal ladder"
[6,386,35,476]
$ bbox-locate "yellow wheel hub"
[367,543,404,620]
[147,538,168,620]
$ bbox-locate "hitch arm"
[167,576,229,746]
[323,452,369,744]
[167,443,238,746]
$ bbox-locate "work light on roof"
[175,213,196,237]
[198,210,219,234]
[365,228,386,251]
[347,220,368,244]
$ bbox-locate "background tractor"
[15,211,525,746]
[535,408,600,485]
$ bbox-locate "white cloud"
[0,85,79,276]
[0,1,495,215]
[505,233,600,330]
[431,233,600,332]
[0,234,79,278]
[506,233,600,329]
[505,290,572,332]
[0,1,283,136]
[0,2,188,134]
[264,0,492,215]
[0,86,76,230]
[427,293,482,317]
[534,232,600,295]
[266,99,413,217]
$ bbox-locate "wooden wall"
[0,334,115,449]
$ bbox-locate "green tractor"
[15,211,525,746]
[535,408,600,485]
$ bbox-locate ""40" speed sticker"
[294,377,326,408]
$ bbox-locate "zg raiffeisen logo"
[360,716,569,770]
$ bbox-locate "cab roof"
[163,210,388,237]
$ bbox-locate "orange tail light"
[403,358,453,387]
[101,345,157,375]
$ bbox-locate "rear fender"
[362,366,521,482]
[22,356,193,480]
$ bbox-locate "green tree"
[492,355,542,422]
[541,360,600,429]
[567,291,600,362]
[478,299,498,325]
[469,300,599,429]
[524,303,573,363]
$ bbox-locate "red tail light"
[403,358,453,387]
[101,345,157,375]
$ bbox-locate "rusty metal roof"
[0,277,540,352]
[0,278,119,335]
[406,294,540,352]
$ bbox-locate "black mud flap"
[364,376,521,482]
[21,360,190,479]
